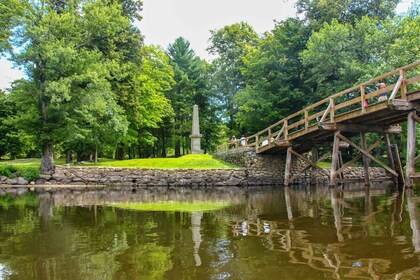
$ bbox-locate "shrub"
[0,165,18,178]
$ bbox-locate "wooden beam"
[320,100,332,123]
[406,111,416,187]
[389,75,403,100]
[289,150,331,183]
[330,131,340,185]
[412,114,420,124]
[337,133,398,177]
[335,137,383,174]
[284,147,292,186]
[290,149,330,175]
[388,99,414,111]
[320,123,401,134]
[360,132,370,185]
[384,133,396,172]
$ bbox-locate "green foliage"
[208,22,260,133]
[235,18,310,133]
[0,165,17,178]
[296,0,401,30]
[0,163,39,181]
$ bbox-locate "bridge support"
[406,111,419,188]
[284,146,330,186]
[325,125,401,186]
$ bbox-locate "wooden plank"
[337,133,398,177]
[330,98,335,122]
[400,69,407,99]
[305,110,309,132]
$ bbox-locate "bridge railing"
[216,61,420,153]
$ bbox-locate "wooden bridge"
[217,61,420,187]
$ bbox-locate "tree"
[208,22,260,134]
[235,18,311,133]
[8,0,134,172]
[296,0,401,30]
[167,37,208,157]
[0,0,23,53]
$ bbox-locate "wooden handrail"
[216,61,420,152]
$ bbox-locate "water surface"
[0,184,419,279]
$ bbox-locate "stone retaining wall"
[0,148,391,186]
[213,147,390,185]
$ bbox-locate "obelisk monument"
[190,105,203,154]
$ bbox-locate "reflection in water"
[406,188,420,253]
[191,211,203,266]
[0,184,419,279]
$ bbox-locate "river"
[0,184,419,279]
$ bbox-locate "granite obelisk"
[190,105,203,154]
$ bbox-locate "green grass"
[317,161,332,168]
[0,154,237,170]
[112,201,232,212]
[92,154,237,169]
[0,158,66,181]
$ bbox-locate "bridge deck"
[218,61,420,156]
[259,90,420,154]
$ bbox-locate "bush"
[0,165,39,181]
[0,165,18,178]
[18,168,39,182]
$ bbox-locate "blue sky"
[0,0,414,90]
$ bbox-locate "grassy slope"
[0,154,237,169]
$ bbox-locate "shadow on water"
[0,183,419,279]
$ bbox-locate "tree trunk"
[175,140,181,157]
[115,146,125,160]
[40,142,54,174]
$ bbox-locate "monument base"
[191,149,204,154]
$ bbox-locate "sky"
[0,0,414,90]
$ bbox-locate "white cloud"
[0,58,24,91]
[139,0,297,60]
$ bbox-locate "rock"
[0,176,7,182]
[16,177,28,185]
[39,174,52,180]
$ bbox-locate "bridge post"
[330,131,340,186]
[284,147,292,186]
[406,111,417,187]
[311,146,318,185]
[360,132,370,186]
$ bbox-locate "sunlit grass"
[92,154,237,169]
[0,158,66,168]
[0,155,237,169]
[112,201,232,212]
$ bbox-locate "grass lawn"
[0,154,237,169]
[92,154,237,169]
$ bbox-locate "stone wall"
[213,147,390,185]
[0,148,391,186]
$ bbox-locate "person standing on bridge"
[377,82,388,102]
